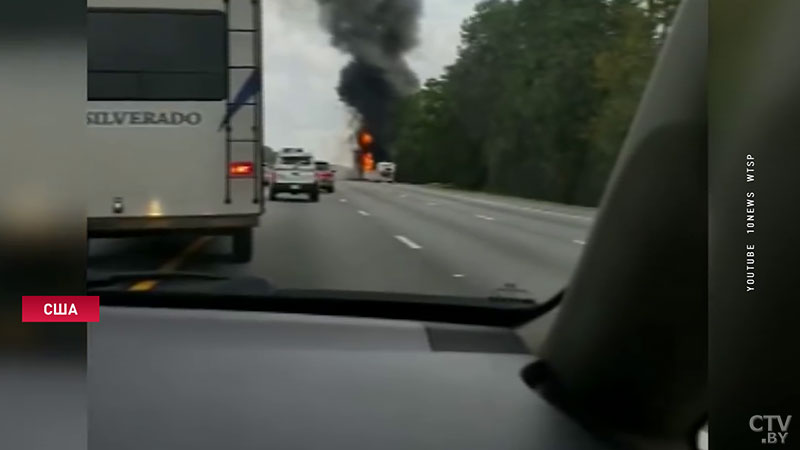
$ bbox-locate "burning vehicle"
[316,0,420,181]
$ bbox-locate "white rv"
[376,162,396,182]
[366,162,396,182]
[87,0,263,262]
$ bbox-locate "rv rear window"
[88,9,226,101]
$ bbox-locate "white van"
[87,0,263,262]
[376,162,396,182]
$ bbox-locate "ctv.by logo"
[750,415,791,445]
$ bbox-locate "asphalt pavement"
[89,181,595,302]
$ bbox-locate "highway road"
[89,181,595,303]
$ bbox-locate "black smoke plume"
[316,0,422,162]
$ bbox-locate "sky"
[261,0,483,165]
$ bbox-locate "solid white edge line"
[573,239,586,245]
[395,235,422,249]
[524,207,592,221]
[397,185,593,221]
[358,210,371,216]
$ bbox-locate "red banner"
[21,296,100,322]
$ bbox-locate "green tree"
[573,0,680,204]
[390,0,680,205]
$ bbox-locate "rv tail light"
[229,162,253,176]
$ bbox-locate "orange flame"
[362,152,375,172]
[358,131,374,147]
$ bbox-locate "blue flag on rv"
[219,69,260,131]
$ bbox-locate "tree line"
[390,0,680,206]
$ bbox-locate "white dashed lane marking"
[394,235,422,250]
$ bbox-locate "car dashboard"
[89,306,615,450]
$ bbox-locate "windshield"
[89,0,681,306]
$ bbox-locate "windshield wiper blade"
[487,283,539,305]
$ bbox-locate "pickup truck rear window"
[279,156,312,166]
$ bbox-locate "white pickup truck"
[268,148,319,202]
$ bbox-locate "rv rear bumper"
[88,214,259,237]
